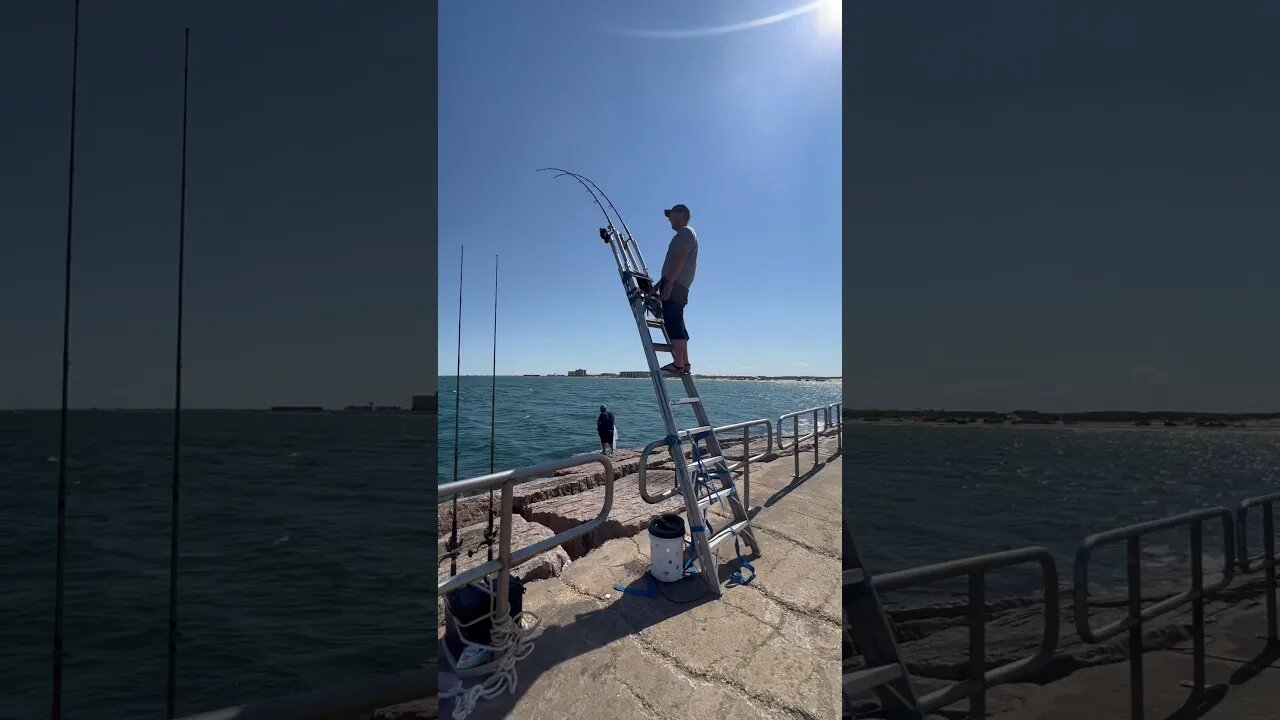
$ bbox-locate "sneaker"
[457,645,491,670]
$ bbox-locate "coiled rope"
[441,587,542,720]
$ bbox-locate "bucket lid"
[648,513,685,540]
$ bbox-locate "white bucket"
[648,514,686,583]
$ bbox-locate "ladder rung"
[670,396,701,406]
[843,663,905,695]
[689,456,725,473]
[653,343,673,352]
[707,519,752,552]
[696,485,735,510]
[843,568,867,586]
[677,426,712,439]
[646,318,665,328]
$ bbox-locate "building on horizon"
[568,369,587,377]
[619,371,648,378]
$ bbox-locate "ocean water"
[1,410,432,720]
[436,375,845,481]
[847,423,1280,602]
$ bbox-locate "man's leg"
[673,340,689,370]
[664,285,692,371]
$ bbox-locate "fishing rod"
[535,167,617,238]
[539,168,652,287]
[52,0,81,715]
[486,255,498,562]
[166,27,191,719]
[543,168,635,247]
[448,247,463,576]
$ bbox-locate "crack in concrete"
[747,581,842,628]
[629,628,822,720]
[555,564,824,719]
[612,673,668,720]
[755,523,840,560]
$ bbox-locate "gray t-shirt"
[660,225,698,289]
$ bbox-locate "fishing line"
[51,1,81,715]
[449,247,463,576]
[486,255,498,562]
[166,27,191,719]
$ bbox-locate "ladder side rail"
[626,234,651,277]
[605,233,626,274]
[620,234,645,276]
[842,517,922,714]
[627,293,722,596]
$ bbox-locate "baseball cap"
[663,203,690,218]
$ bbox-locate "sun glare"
[817,0,842,35]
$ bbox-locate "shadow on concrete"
[1161,684,1228,720]
[1228,640,1280,686]
[439,549,762,718]
[441,435,840,718]
[763,449,840,509]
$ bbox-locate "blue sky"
[437,2,843,379]
[845,1,1280,413]
[1,1,432,409]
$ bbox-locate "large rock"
[437,515,570,589]
[437,493,497,537]
[435,432,781,536]
[372,697,436,720]
[522,474,687,559]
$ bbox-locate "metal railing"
[825,401,843,453]
[637,418,774,508]
[871,547,1060,718]
[716,418,775,510]
[437,454,616,595]
[1238,491,1280,643]
[1073,507,1235,720]
[175,667,434,720]
[778,405,837,479]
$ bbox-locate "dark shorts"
[660,281,690,340]
[598,429,613,443]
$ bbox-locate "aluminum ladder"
[597,202,761,598]
[843,510,925,719]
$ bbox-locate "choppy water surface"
[1,410,431,719]
[846,423,1280,602]
[437,375,844,480]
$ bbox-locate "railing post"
[1127,535,1144,720]
[969,569,987,719]
[1190,520,1205,695]
[742,426,751,510]
[1266,501,1277,643]
[836,403,842,452]
[813,409,820,467]
[494,481,515,623]
[793,415,800,480]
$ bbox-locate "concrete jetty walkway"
[440,433,843,720]
[987,596,1280,720]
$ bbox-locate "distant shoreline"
[442,374,842,382]
[843,408,1280,429]
[2,407,439,414]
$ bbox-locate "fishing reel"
[599,227,611,243]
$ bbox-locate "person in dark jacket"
[597,405,615,455]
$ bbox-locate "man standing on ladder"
[653,203,697,377]
[596,405,615,455]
